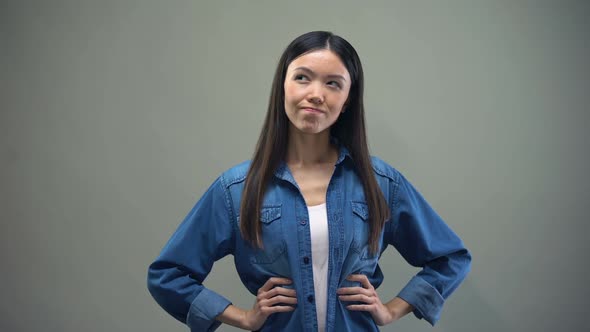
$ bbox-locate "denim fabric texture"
[147,146,471,331]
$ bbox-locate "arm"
[384,172,471,325]
[337,274,414,326]
[216,305,249,330]
[147,177,235,332]
[147,177,298,331]
[384,297,414,321]
[216,277,297,331]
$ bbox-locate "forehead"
[287,49,350,79]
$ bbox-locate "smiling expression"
[283,49,352,135]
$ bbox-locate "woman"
[147,31,471,332]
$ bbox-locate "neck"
[286,126,337,167]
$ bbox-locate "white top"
[307,203,329,332]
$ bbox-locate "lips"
[301,107,324,113]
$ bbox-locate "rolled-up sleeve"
[385,172,471,325]
[147,176,235,331]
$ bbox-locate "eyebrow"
[293,66,347,82]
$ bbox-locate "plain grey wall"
[2,1,588,331]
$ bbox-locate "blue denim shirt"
[147,146,471,331]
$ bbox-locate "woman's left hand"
[337,274,398,326]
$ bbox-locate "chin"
[296,126,328,136]
[289,118,329,135]
[295,124,320,133]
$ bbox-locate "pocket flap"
[260,206,282,224]
[351,201,369,221]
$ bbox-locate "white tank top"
[307,203,329,332]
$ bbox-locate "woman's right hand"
[243,277,297,331]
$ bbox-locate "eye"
[294,74,309,82]
[327,81,342,89]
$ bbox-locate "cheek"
[330,97,348,113]
[284,84,298,105]
[336,93,350,112]
[285,81,308,102]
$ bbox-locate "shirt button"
[307,295,314,303]
[299,219,307,225]
[303,257,309,264]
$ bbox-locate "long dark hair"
[240,31,389,254]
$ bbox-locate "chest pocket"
[351,201,379,260]
[249,205,287,264]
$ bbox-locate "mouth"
[301,107,324,114]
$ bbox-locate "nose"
[306,84,324,105]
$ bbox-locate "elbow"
[146,262,188,323]
[452,247,472,281]
[147,261,180,308]
[147,262,165,303]
[461,247,472,272]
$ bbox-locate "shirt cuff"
[396,276,444,325]
[186,288,232,331]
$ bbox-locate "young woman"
[147,31,471,332]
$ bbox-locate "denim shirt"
[147,146,471,331]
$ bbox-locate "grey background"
[1,1,588,331]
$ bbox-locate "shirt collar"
[335,143,352,166]
[273,141,353,182]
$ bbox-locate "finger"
[268,286,297,298]
[338,294,374,303]
[260,277,292,292]
[269,277,293,285]
[336,286,373,297]
[264,295,298,306]
[346,304,375,311]
[346,274,372,289]
[258,287,296,301]
[260,305,296,315]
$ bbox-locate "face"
[283,49,351,135]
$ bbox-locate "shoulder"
[370,155,401,184]
[218,160,251,188]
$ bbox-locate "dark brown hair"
[240,31,389,254]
